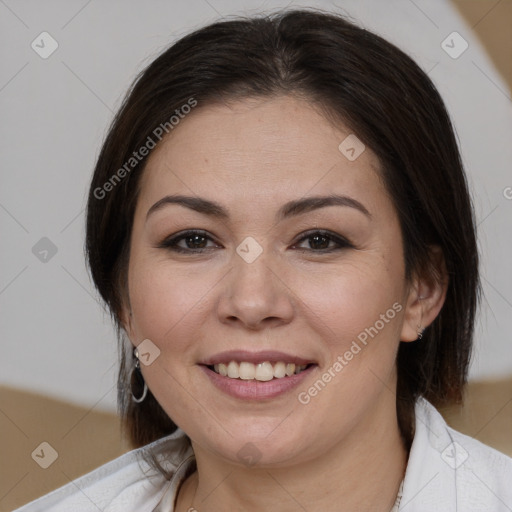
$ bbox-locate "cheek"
[294,264,404,419]
[300,254,405,344]
[127,258,213,348]
[128,246,405,347]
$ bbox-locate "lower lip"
[199,364,317,400]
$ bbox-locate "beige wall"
[453,0,512,89]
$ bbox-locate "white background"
[1,0,511,412]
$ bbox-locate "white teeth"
[239,362,255,380]
[273,361,286,379]
[255,362,274,381]
[211,361,309,381]
[227,361,239,378]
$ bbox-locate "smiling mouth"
[206,361,315,381]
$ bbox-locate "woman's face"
[125,94,419,467]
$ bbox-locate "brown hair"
[85,8,480,458]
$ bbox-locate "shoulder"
[13,428,194,512]
[400,397,512,511]
[415,397,512,473]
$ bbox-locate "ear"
[400,246,449,342]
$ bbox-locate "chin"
[197,419,319,468]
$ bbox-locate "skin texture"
[123,94,447,511]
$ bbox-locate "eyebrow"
[146,194,371,221]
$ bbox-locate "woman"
[15,8,512,512]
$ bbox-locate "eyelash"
[157,229,353,254]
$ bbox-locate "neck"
[176,392,408,512]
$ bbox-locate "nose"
[216,247,295,331]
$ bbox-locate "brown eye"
[293,230,353,252]
[181,233,208,249]
[158,230,220,253]
[158,229,353,255]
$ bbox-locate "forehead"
[137,95,390,220]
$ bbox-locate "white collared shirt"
[13,398,512,511]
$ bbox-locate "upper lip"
[200,350,316,366]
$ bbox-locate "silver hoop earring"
[130,357,148,404]
[417,326,425,340]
